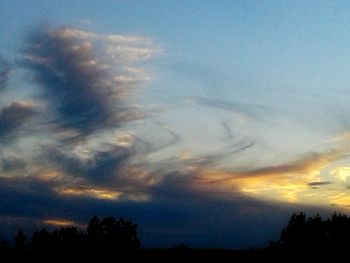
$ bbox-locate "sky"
[1,0,350,248]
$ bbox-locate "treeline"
[2,212,350,259]
[0,216,140,259]
[271,212,350,253]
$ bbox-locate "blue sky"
[1,0,350,248]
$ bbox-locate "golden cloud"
[191,148,350,205]
[43,219,75,227]
[56,186,122,201]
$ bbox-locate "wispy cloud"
[235,151,344,179]
[2,23,350,249]
[308,181,332,187]
[187,147,349,204]
[43,219,75,227]
[197,97,271,117]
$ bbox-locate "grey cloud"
[41,146,84,177]
[0,102,37,142]
[308,181,332,187]
[86,146,135,186]
[184,139,255,168]
[1,157,27,173]
[146,138,255,177]
[40,143,143,191]
[197,97,271,117]
[201,140,255,167]
[22,26,155,140]
[145,121,182,153]
[0,57,10,91]
[233,151,342,179]
[222,121,234,141]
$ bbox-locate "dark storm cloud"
[0,102,37,142]
[86,146,135,185]
[0,177,59,218]
[22,26,153,139]
[41,146,84,177]
[0,171,333,249]
[39,143,142,190]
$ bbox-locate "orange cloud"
[234,150,344,179]
[56,186,122,200]
[55,185,150,202]
[43,219,74,227]
[191,149,348,205]
[36,170,61,182]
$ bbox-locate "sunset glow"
[2,0,350,248]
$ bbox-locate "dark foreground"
[1,248,346,261]
[2,212,350,260]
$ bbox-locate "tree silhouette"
[31,228,54,254]
[5,212,350,259]
[11,216,141,258]
[87,216,140,254]
[277,212,350,254]
[87,216,99,241]
[14,229,26,252]
[0,239,10,257]
[280,212,307,249]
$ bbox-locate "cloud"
[0,171,334,249]
[35,141,155,202]
[1,157,27,173]
[0,57,10,91]
[85,145,134,184]
[39,146,85,177]
[23,26,157,140]
[43,219,75,227]
[234,151,344,179]
[141,170,338,248]
[308,181,332,187]
[221,121,234,141]
[175,139,255,169]
[55,186,122,201]
[172,148,348,205]
[330,167,350,182]
[197,97,271,117]
[2,23,350,249]
[0,102,37,142]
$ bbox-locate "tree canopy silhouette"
[276,212,350,253]
[87,216,140,253]
[14,229,26,254]
[0,216,140,259]
[3,212,350,259]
